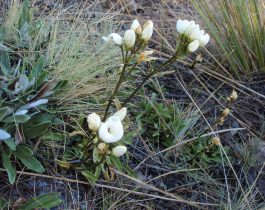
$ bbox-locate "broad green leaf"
[0,106,12,121]
[2,147,16,184]
[13,145,45,173]
[3,115,31,123]
[24,121,50,139]
[81,170,98,184]
[4,138,16,150]
[20,192,62,210]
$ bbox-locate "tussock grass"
[192,0,265,78]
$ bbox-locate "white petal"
[188,40,200,52]
[130,19,140,31]
[189,29,204,41]
[112,146,127,157]
[199,33,210,47]
[110,33,123,46]
[176,19,190,34]
[124,30,136,49]
[113,107,127,121]
[185,23,200,37]
[99,116,124,143]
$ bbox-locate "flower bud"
[141,20,153,42]
[212,137,220,146]
[113,107,127,121]
[112,145,127,157]
[188,40,200,52]
[102,33,123,46]
[124,30,136,49]
[218,117,225,125]
[135,25,142,35]
[130,19,140,31]
[98,143,108,154]
[221,108,230,117]
[87,113,101,131]
[230,90,238,102]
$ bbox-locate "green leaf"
[109,155,123,171]
[13,145,45,173]
[81,170,98,184]
[0,43,11,52]
[0,52,11,76]
[0,106,12,121]
[24,121,50,139]
[0,196,8,210]
[36,70,47,88]
[1,147,16,184]
[3,114,31,123]
[0,129,11,140]
[4,138,16,150]
[20,192,62,210]
[31,56,44,79]
[18,0,30,29]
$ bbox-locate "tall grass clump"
[192,0,265,78]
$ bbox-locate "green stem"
[122,54,178,106]
[103,50,130,121]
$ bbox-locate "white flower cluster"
[176,20,210,52]
[102,19,154,50]
[87,108,128,157]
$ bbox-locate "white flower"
[102,33,123,46]
[176,19,190,34]
[189,29,204,41]
[112,145,127,157]
[188,40,200,52]
[131,19,140,30]
[184,21,199,37]
[198,33,210,47]
[87,113,101,131]
[141,20,153,42]
[99,116,124,143]
[176,19,210,50]
[113,107,127,121]
[131,19,142,35]
[123,30,136,49]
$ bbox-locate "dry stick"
[0,168,205,204]
[113,169,218,208]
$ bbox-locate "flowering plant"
[58,19,210,183]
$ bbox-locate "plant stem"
[122,55,178,106]
[103,50,129,121]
